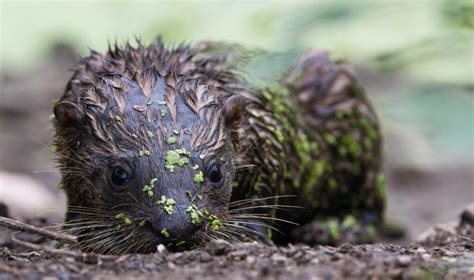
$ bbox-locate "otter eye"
[111,167,129,186]
[208,164,222,183]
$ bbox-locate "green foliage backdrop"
[1,0,473,167]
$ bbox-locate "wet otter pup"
[53,39,385,254]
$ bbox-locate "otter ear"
[53,101,85,127]
[222,95,247,149]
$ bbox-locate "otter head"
[53,40,247,254]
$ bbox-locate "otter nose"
[150,215,200,243]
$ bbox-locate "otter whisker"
[80,227,128,254]
[221,221,263,237]
[228,204,303,213]
[228,194,297,207]
[233,164,256,171]
[226,220,284,236]
[220,222,262,242]
[32,136,90,168]
[229,214,299,226]
[208,228,236,243]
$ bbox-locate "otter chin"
[53,38,386,254]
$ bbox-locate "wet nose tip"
[150,219,200,242]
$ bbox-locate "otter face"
[53,42,246,254]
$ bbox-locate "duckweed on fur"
[165,148,191,172]
[143,178,158,197]
[156,195,177,215]
[146,130,155,138]
[193,171,204,184]
[167,136,177,145]
[115,213,132,226]
[161,228,170,238]
[186,204,202,225]
[138,150,151,157]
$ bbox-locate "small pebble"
[270,253,287,264]
[416,247,426,254]
[156,244,168,254]
[208,239,231,256]
[199,252,213,263]
[396,255,412,267]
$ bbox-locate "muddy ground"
[0,45,473,279]
[0,213,473,279]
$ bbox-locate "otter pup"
[53,38,385,254]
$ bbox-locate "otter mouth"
[70,223,212,254]
[63,211,224,254]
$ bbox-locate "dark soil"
[1,44,473,279]
[1,216,473,279]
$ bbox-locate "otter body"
[53,39,385,254]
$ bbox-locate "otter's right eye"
[111,167,129,186]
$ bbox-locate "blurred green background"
[1,0,472,166]
[0,0,473,238]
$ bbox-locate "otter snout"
[149,205,202,245]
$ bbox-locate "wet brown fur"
[53,38,385,254]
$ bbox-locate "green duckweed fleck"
[115,213,125,219]
[275,130,285,142]
[156,195,166,205]
[138,150,151,157]
[186,204,203,225]
[123,218,132,225]
[114,115,122,122]
[211,218,221,231]
[166,151,180,165]
[138,220,146,227]
[161,228,170,238]
[146,130,155,138]
[193,171,204,184]
[264,139,273,146]
[157,100,167,105]
[167,136,177,145]
[177,157,189,167]
[156,195,176,214]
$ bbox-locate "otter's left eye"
[208,164,222,183]
[111,167,129,186]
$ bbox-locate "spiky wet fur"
[53,38,385,254]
